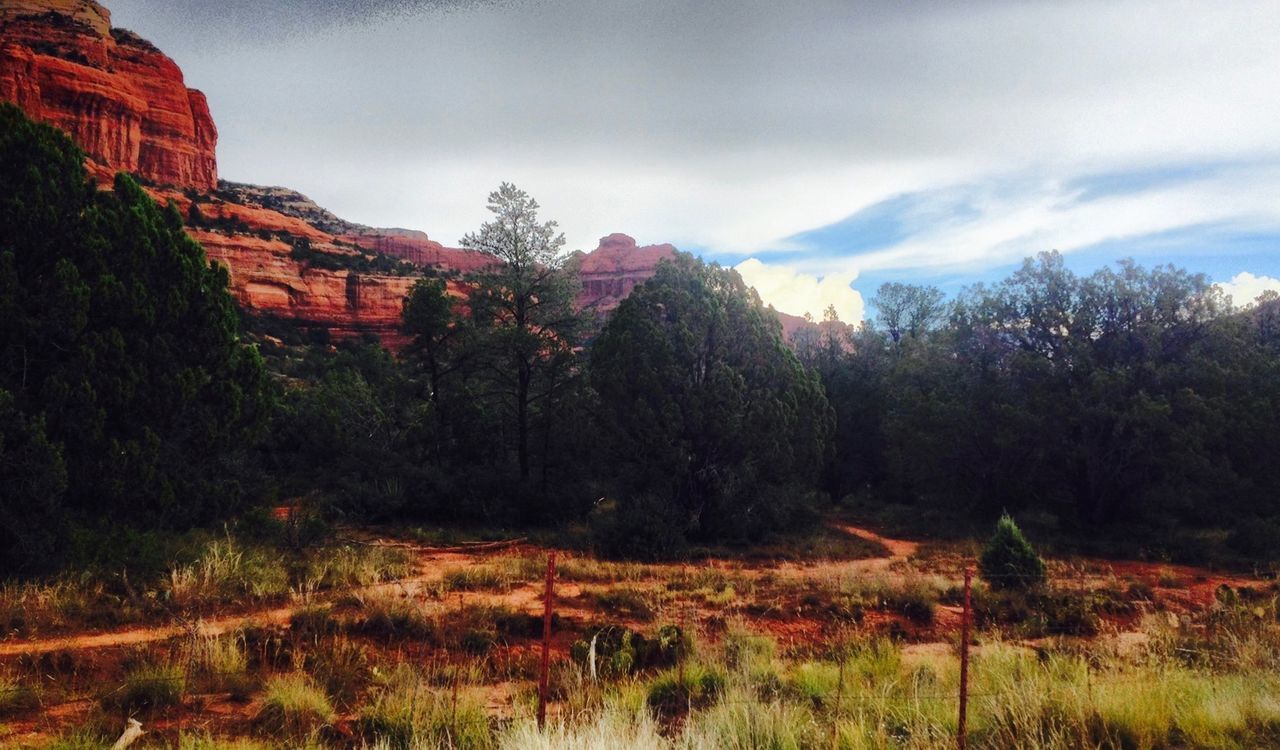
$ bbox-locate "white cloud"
[1217,272,1280,307]
[108,0,1280,263]
[734,259,864,323]
[786,162,1280,278]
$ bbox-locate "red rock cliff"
[0,0,469,347]
[574,233,677,313]
[0,0,217,188]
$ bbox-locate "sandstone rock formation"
[0,0,217,188]
[571,233,849,346]
[0,0,483,346]
[192,227,424,348]
[216,182,495,274]
[573,233,677,313]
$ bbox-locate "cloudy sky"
[108,0,1280,322]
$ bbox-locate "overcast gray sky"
[107,0,1280,321]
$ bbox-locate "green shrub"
[349,591,439,642]
[973,586,1102,637]
[723,629,777,674]
[101,662,185,714]
[44,729,114,750]
[881,579,939,625]
[306,637,371,709]
[591,496,688,561]
[255,673,334,738]
[166,539,289,607]
[185,633,256,699]
[645,663,724,717]
[356,670,493,750]
[0,671,39,716]
[290,605,339,641]
[979,514,1046,591]
[442,565,508,592]
[571,624,687,679]
[589,586,656,621]
[682,695,821,748]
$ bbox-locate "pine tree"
[460,183,581,487]
[979,514,1046,591]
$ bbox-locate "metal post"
[958,567,972,750]
[537,551,557,730]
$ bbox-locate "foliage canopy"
[0,104,270,569]
[591,253,833,548]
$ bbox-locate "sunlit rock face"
[0,0,486,347]
[572,233,677,313]
[0,0,218,188]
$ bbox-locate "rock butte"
[572,233,678,313]
[1,0,833,346]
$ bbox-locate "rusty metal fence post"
[958,567,972,750]
[537,551,557,730]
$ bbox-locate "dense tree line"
[267,189,828,555]
[803,254,1280,556]
[4,102,1279,571]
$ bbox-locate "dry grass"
[166,540,290,607]
[12,528,1280,749]
[256,672,334,738]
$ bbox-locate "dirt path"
[0,545,480,658]
[4,521,1256,660]
[0,556,603,659]
[834,522,919,560]
[0,527,921,659]
[0,606,299,657]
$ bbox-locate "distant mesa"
[570,233,842,345]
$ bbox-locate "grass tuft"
[255,672,334,738]
[101,661,185,714]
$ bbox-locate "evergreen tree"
[402,277,468,467]
[460,183,582,490]
[0,104,270,568]
[590,253,833,545]
[979,514,1046,591]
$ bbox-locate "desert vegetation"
[2,515,1279,748]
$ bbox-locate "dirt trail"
[0,526,925,659]
[2,522,1259,660]
[0,547,594,659]
[0,546,483,658]
[834,522,919,560]
[0,606,298,657]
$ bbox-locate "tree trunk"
[518,360,531,481]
